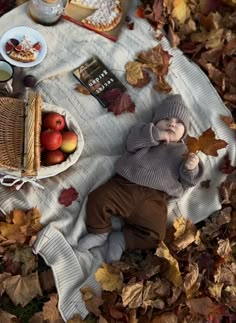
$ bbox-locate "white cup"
[0,60,14,93]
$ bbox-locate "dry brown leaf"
[183,263,200,299]
[12,246,37,276]
[98,316,109,323]
[217,239,232,258]
[74,84,90,95]
[67,314,84,323]
[186,296,227,316]
[3,272,43,307]
[80,286,103,317]
[173,216,187,238]
[214,262,236,286]
[208,282,224,300]
[129,309,138,323]
[0,309,20,323]
[220,115,236,130]
[95,263,123,292]
[155,75,172,93]
[39,269,55,293]
[125,61,144,85]
[155,241,183,287]
[28,312,44,323]
[0,222,26,244]
[172,0,190,24]
[12,209,28,226]
[151,312,178,323]
[122,281,143,308]
[185,127,228,156]
[0,272,11,296]
[43,293,64,323]
[223,285,236,311]
[173,219,197,250]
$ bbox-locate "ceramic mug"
[0,60,14,93]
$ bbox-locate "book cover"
[63,0,130,41]
[73,56,127,107]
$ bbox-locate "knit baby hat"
[153,94,190,139]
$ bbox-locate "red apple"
[43,150,66,166]
[43,112,66,131]
[41,129,62,151]
[60,131,78,153]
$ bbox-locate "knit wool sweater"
[116,123,204,197]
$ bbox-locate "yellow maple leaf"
[95,263,123,292]
[173,216,187,239]
[125,61,144,85]
[172,0,190,24]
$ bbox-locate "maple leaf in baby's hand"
[185,128,228,156]
[59,187,79,207]
[125,61,151,88]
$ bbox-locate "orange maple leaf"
[185,128,228,156]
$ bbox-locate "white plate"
[0,26,47,68]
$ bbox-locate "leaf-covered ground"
[0,0,236,322]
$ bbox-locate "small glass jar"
[28,0,64,26]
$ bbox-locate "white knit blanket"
[0,1,235,321]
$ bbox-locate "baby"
[78,94,204,262]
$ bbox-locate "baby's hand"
[184,153,199,170]
[158,130,170,144]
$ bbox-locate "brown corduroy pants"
[86,174,169,250]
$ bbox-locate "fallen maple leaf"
[58,187,79,207]
[107,92,136,116]
[185,127,228,156]
[220,115,236,130]
[80,286,104,317]
[151,312,178,323]
[137,44,172,77]
[155,241,183,287]
[3,272,43,307]
[172,0,190,24]
[95,263,123,292]
[186,296,228,316]
[0,309,20,323]
[125,61,146,85]
[219,154,236,174]
[74,84,90,95]
[183,263,200,299]
[28,312,44,323]
[43,293,64,322]
[122,281,143,308]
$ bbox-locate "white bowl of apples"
[37,103,84,179]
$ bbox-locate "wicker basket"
[0,92,42,177]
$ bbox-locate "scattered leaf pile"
[0,207,64,322]
[78,173,236,322]
[125,44,172,93]
[139,0,236,113]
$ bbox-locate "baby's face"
[156,117,185,142]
